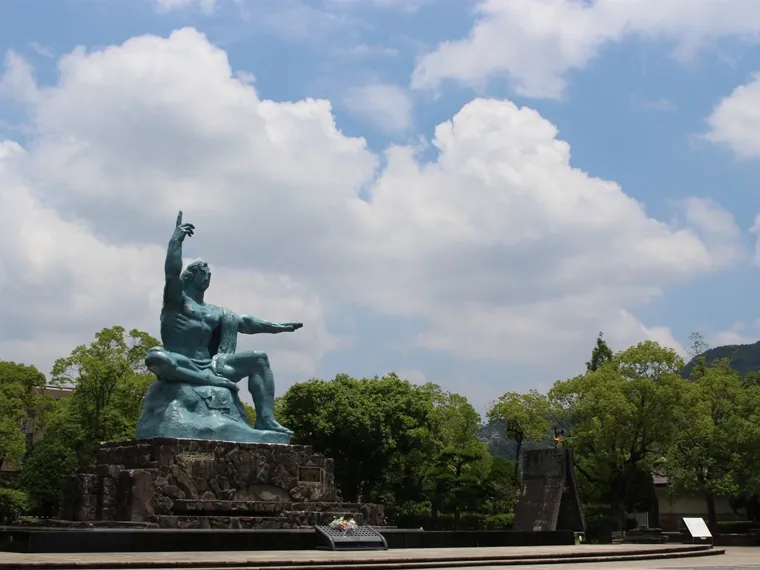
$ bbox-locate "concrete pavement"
[0,543,728,569]
[476,546,757,570]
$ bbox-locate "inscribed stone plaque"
[178,452,214,462]
[298,466,324,484]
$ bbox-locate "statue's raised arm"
[164,211,195,307]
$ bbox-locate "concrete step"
[0,544,724,569]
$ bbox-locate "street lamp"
[506,419,525,483]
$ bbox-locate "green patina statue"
[136,212,301,444]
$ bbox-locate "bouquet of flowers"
[329,516,358,534]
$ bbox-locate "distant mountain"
[476,419,550,461]
[682,340,760,378]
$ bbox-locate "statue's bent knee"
[145,346,172,372]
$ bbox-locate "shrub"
[387,509,514,531]
[483,513,514,529]
[19,439,77,517]
[0,487,28,524]
[583,504,616,544]
[717,520,754,534]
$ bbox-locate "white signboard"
[683,517,712,538]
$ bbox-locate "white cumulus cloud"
[152,0,217,14]
[343,83,413,134]
[706,73,760,159]
[0,28,744,404]
[412,0,760,99]
[752,214,760,266]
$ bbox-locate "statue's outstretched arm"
[164,211,194,305]
[238,315,303,335]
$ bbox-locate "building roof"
[43,385,74,400]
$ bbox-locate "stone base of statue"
[59,438,384,530]
[136,381,291,444]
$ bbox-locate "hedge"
[0,487,28,524]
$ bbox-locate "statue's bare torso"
[161,297,224,361]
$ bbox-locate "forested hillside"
[682,340,760,378]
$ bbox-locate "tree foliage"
[0,361,52,471]
[19,439,77,517]
[0,487,29,524]
[280,373,438,503]
[550,341,685,526]
[48,326,158,464]
[280,373,512,528]
[665,358,744,528]
[487,390,555,443]
[586,332,614,372]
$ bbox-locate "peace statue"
[136,211,301,444]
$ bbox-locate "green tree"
[586,332,614,372]
[0,391,26,473]
[550,341,686,527]
[19,439,77,517]
[687,332,711,359]
[0,488,29,524]
[279,373,437,503]
[480,455,518,517]
[424,387,491,526]
[730,380,760,521]
[47,326,158,464]
[487,390,555,443]
[742,370,760,388]
[432,446,488,529]
[666,358,744,530]
[0,361,52,471]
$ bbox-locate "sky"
[2,0,760,413]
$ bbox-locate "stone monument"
[59,212,384,529]
[513,448,585,533]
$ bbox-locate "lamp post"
[506,419,525,484]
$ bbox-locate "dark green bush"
[717,520,754,534]
[388,510,514,531]
[583,504,616,544]
[19,439,77,517]
[0,487,28,524]
[483,513,514,529]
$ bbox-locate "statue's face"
[193,262,212,291]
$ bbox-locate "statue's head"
[181,260,211,292]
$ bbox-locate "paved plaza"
[466,547,758,570]
[0,544,749,569]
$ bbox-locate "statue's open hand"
[172,210,195,242]
[280,322,303,332]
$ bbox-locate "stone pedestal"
[60,438,383,530]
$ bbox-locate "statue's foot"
[255,419,294,436]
